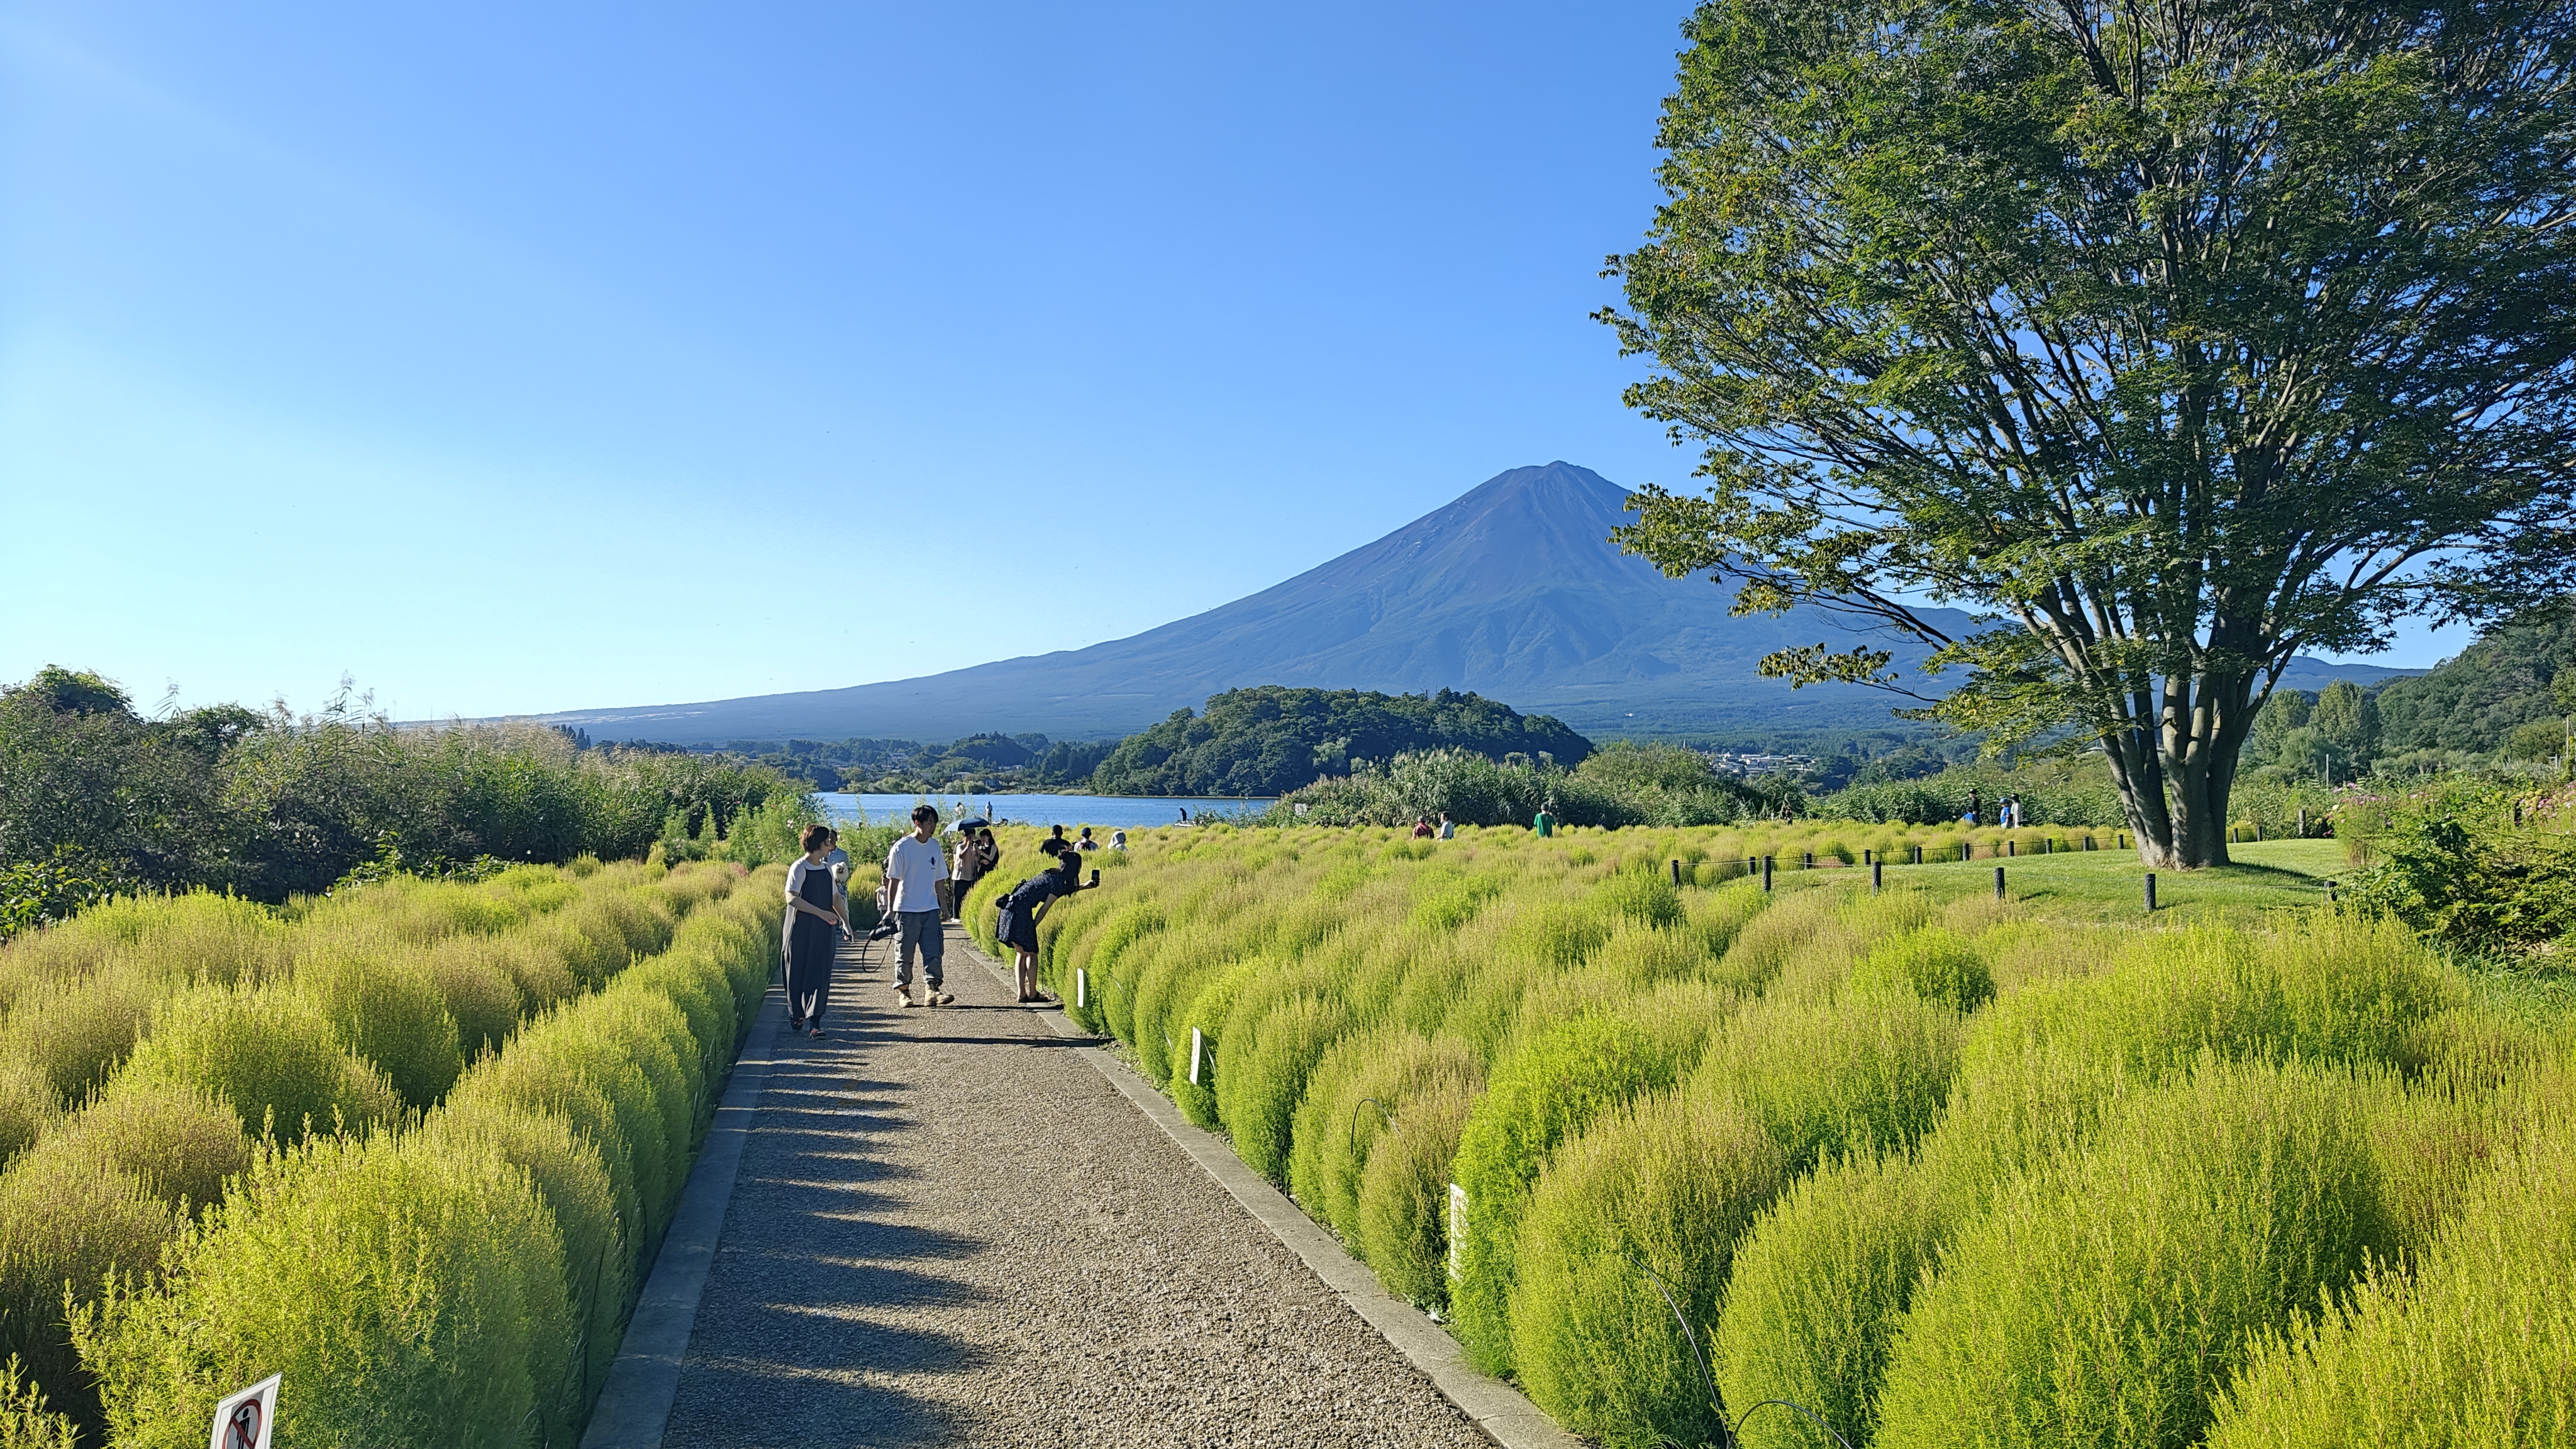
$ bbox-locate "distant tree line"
[1091,687,1594,798]
[0,666,803,927]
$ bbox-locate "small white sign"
[1447,1184,1469,1281]
[1075,969,1087,1009]
[209,1375,279,1449]
[1188,1027,1206,1085]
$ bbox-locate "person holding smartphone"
[994,840,1099,1004]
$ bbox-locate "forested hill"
[1087,687,1590,797]
[2375,610,2576,756]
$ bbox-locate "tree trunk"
[2099,672,2255,870]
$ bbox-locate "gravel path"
[658,925,1494,1449]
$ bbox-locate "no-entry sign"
[208,1374,279,1449]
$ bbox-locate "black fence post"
[1670,858,1682,887]
[1871,860,1883,894]
[1762,856,1774,891]
[2145,873,2158,912]
[1802,851,1814,870]
[2007,838,2017,858]
[1994,865,2006,900]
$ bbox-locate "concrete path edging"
[579,982,789,1449]
[959,938,1584,1449]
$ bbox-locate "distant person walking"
[996,841,1099,1003]
[1437,812,1454,840]
[1413,816,1435,840]
[947,821,996,921]
[1966,787,1984,827]
[783,824,844,1037]
[1533,802,1556,838]
[1108,829,1128,852]
[885,804,953,1008]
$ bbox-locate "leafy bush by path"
[1506,1091,1784,1449]
[1448,1013,1694,1375]
[0,1150,177,1433]
[1718,1151,1950,1449]
[1874,1058,2397,1449]
[1696,988,1962,1172]
[292,938,467,1109]
[0,1357,77,1449]
[1846,925,1994,1011]
[74,1129,573,1449]
[2204,1107,2576,1446]
[0,965,160,1107]
[1288,1030,1480,1246]
[38,1076,250,1213]
[1353,1067,1480,1311]
[0,1053,52,1171]
[124,984,404,1141]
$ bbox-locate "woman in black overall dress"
[784,824,843,1036]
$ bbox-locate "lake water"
[819,792,1275,830]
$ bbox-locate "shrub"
[419,935,525,1061]
[75,1130,572,1449]
[482,1010,671,1243]
[1846,926,1994,1011]
[2204,1109,2576,1446]
[123,984,402,1141]
[42,1076,250,1212]
[1718,1151,1950,1449]
[1288,1030,1478,1244]
[1506,1091,1784,1449]
[1697,989,1962,1170]
[0,1053,53,1171]
[1874,1058,2397,1449]
[425,1095,628,1433]
[0,1357,77,1448]
[0,964,158,1104]
[1214,994,1351,1184]
[1170,962,1258,1129]
[443,1048,642,1273]
[0,1151,177,1436]
[1353,1070,1480,1311]
[292,940,467,1108]
[1448,1013,1692,1375]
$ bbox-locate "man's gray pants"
[895,909,945,992]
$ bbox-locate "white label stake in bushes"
[209,1374,280,1449]
[1447,1184,1468,1281]
[1189,1027,1206,1085]
[1075,969,1087,1010]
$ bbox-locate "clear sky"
[0,2,2460,722]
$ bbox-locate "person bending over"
[996,841,1098,1003]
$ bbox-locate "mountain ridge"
[513,462,2419,742]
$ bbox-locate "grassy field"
[963,821,2573,1449]
[0,858,781,1446]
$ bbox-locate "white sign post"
[209,1375,279,1449]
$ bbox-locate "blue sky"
[0,2,2460,722]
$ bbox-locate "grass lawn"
[1761,837,2351,924]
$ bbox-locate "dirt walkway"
[656,925,1492,1448]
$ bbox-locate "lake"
[818,792,1276,830]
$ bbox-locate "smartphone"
[1090,869,1101,887]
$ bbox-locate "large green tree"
[1606,0,2576,867]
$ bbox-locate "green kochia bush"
[1217,994,1352,1183]
[1505,1091,1785,1449]
[123,983,404,1141]
[1355,1067,1480,1311]
[1873,1058,2398,1449]
[1287,1030,1480,1246]
[292,939,467,1108]
[0,1357,77,1448]
[0,1148,178,1433]
[2204,1109,2576,1446]
[1718,1152,1950,1449]
[74,1130,574,1449]
[1696,989,1962,1172]
[1846,925,1993,1011]
[1448,1013,1696,1376]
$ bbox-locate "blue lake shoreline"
[819,792,1276,830]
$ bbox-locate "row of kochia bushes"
[965,823,2575,1448]
[0,856,781,1446]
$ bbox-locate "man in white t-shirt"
[884,804,953,1008]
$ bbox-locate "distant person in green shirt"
[1533,803,1555,838]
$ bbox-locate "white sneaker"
[929,991,955,1007]
[897,990,918,1009]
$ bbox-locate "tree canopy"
[1606,0,2576,865]
[1087,687,1592,798]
